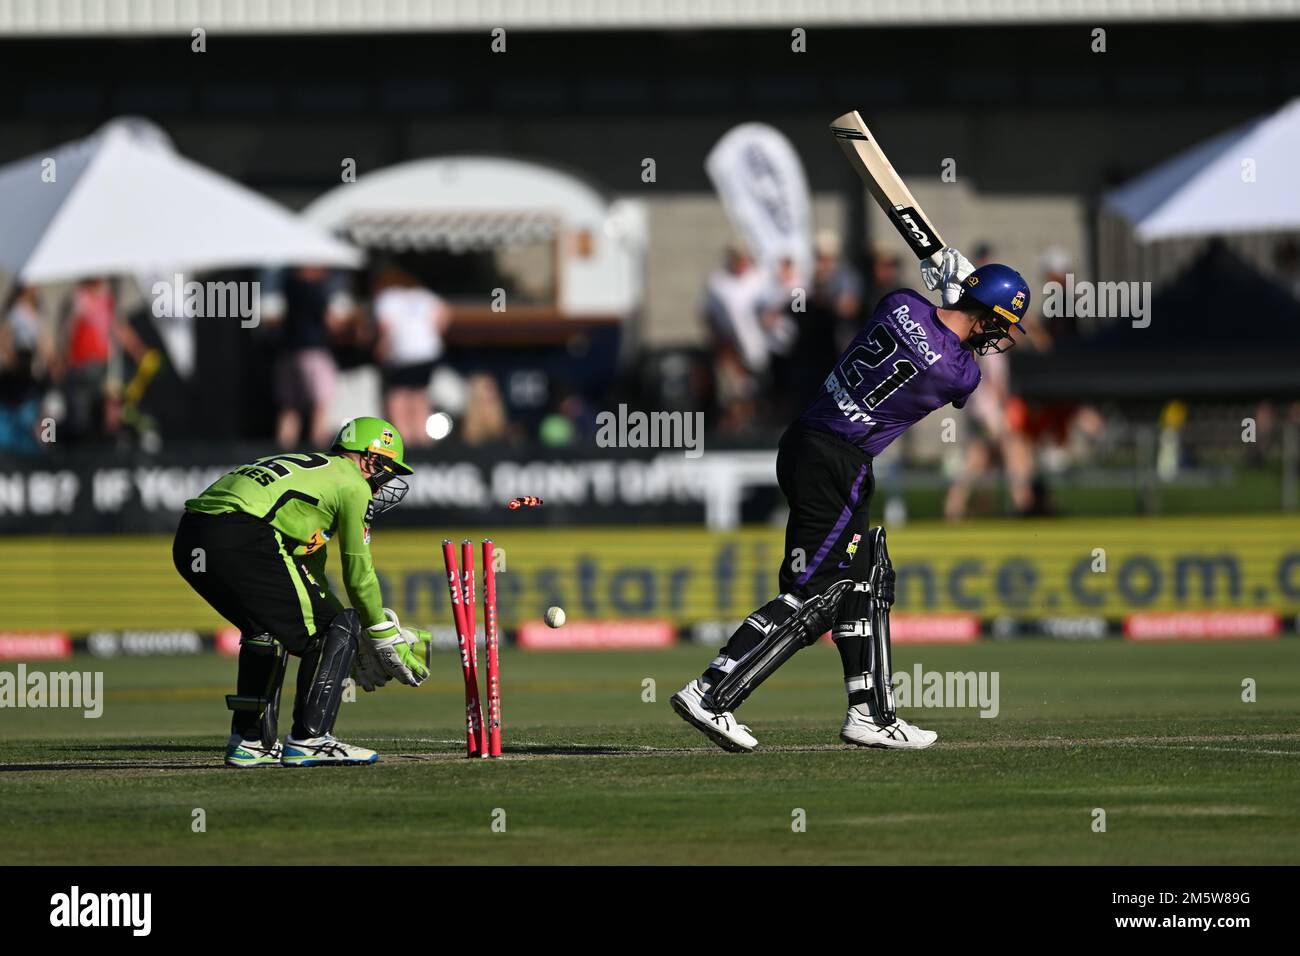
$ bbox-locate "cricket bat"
[830,110,944,266]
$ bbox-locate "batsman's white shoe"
[281,734,379,767]
[840,705,937,750]
[224,735,283,768]
[670,679,758,753]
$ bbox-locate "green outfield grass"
[2,641,1298,865]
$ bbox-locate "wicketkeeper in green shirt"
[173,416,430,767]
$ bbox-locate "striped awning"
[344,211,559,252]
[2,0,1290,35]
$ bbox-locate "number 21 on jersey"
[837,325,919,410]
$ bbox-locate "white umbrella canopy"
[1104,98,1300,242]
[0,117,362,284]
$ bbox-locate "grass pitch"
[2,640,1298,865]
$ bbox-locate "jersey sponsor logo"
[838,532,863,569]
[823,372,875,424]
[891,304,942,366]
[302,528,330,555]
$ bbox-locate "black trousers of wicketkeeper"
[703,422,881,710]
[173,510,357,743]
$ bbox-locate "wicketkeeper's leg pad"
[226,632,289,748]
[290,609,361,740]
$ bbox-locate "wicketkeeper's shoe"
[281,734,379,767]
[224,735,283,768]
[839,704,937,750]
[670,679,758,753]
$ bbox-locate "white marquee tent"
[0,117,361,285]
[1104,97,1300,241]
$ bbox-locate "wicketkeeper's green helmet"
[331,417,414,516]
[330,417,414,476]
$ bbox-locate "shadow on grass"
[498,744,650,757]
[52,743,216,753]
[418,743,710,758]
[0,743,223,772]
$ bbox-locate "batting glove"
[919,247,975,306]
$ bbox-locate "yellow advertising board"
[1,516,1297,632]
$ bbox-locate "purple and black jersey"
[798,289,980,456]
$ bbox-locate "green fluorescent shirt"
[185,453,384,627]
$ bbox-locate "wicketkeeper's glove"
[402,623,434,670]
[352,609,393,692]
[365,608,430,687]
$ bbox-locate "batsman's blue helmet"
[956,263,1030,353]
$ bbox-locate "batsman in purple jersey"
[672,255,1031,753]
[801,289,981,456]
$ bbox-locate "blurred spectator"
[760,256,800,355]
[326,277,380,429]
[809,229,864,369]
[0,379,41,452]
[1040,246,1076,342]
[62,277,147,441]
[703,242,769,434]
[538,383,593,448]
[1009,397,1106,509]
[538,406,577,447]
[429,365,470,420]
[944,342,1037,519]
[1247,399,1277,467]
[5,286,60,383]
[862,242,901,315]
[0,287,55,452]
[1243,399,1300,467]
[758,256,802,420]
[1156,399,1189,480]
[1028,244,1104,503]
[271,266,346,448]
[461,373,512,446]
[373,268,449,448]
[6,287,53,371]
[1273,238,1300,300]
[945,242,1061,519]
